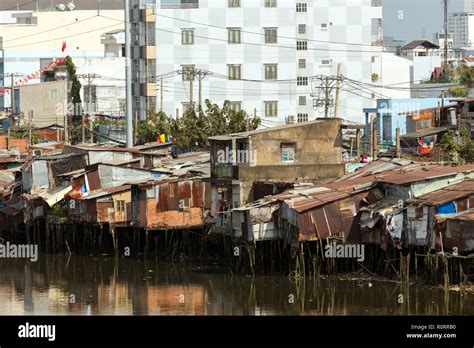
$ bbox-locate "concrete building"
[18,80,67,128]
[209,118,346,220]
[434,31,455,62]
[465,0,474,13]
[448,12,474,50]
[400,40,440,60]
[130,0,410,124]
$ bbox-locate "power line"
[154,12,399,50]
[99,14,384,55]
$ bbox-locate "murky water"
[0,255,472,315]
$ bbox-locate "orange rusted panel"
[192,181,204,208]
[146,201,204,229]
[97,200,114,223]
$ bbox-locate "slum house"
[209,118,346,232]
[230,158,416,244]
[445,209,474,252]
[362,98,452,152]
[399,104,458,155]
[63,143,172,169]
[448,98,474,138]
[20,152,86,195]
[360,164,474,249]
[130,178,212,230]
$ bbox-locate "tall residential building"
[131,0,410,124]
[448,12,474,50]
[434,31,455,62]
[130,0,158,123]
[465,0,474,12]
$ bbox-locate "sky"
[383,0,463,42]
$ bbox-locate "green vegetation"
[448,85,469,98]
[440,127,474,163]
[135,100,261,148]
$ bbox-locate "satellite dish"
[56,3,66,11]
[66,2,76,11]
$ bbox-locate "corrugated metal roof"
[410,180,474,206]
[38,185,72,207]
[378,164,474,185]
[446,208,474,222]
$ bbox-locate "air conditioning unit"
[287,115,295,124]
[33,149,42,157]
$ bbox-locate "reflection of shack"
[147,285,207,315]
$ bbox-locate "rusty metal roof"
[447,208,474,222]
[377,164,474,185]
[410,180,474,206]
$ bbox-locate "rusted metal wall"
[445,220,474,252]
[97,200,114,223]
[295,191,368,243]
[142,180,209,229]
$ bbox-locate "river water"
[0,255,472,315]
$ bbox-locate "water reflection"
[0,255,471,315]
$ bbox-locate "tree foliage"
[440,127,474,163]
[135,100,261,147]
[64,56,82,106]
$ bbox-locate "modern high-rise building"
[448,12,474,50]
[131,0,411,124]
[465,0,474,12]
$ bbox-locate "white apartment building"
[448,12,474,50]
[131,0,410,125]
[465,0,474,12]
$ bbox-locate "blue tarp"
[437,201,456,214]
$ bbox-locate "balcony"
[141,46,156,59]
[141,8,156,22]
[141,83,157,97]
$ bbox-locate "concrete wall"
[248,119,343,167]
[18,81,66,128]
[238,164,346,184]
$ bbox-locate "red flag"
[61,41,67,53]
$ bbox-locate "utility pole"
[124,0,133,148]
[312,75,342,118]
[195,69,209,112]
[29,110,32,146]
[160,77,164,112]
[189,72,194,111]
[334,63,342,118]
[444,0,449,67]
[78,74,98,143]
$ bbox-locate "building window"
[48,89,58,99]
[297,41,307,50]
[265,101,278,117]
[229,101,242,112]
[265,0,277,7]
[298,24,306,34]
[281,143,295,163]
[264,64,278,80]
[228,0,240,7]
[321,23,328,31]
[116,200,125,212]
[297,113,308,123]
[297,76,308,86]
[383,114,392,141]
[181,65,195,81]
[299,96,306,106]
[181,29,194,45]
[265,28,278,43]
[228,28,241,44]
[161,0,199,9]
[228,64,242,80]
[296,3,307,12]
[299,59,306,69]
